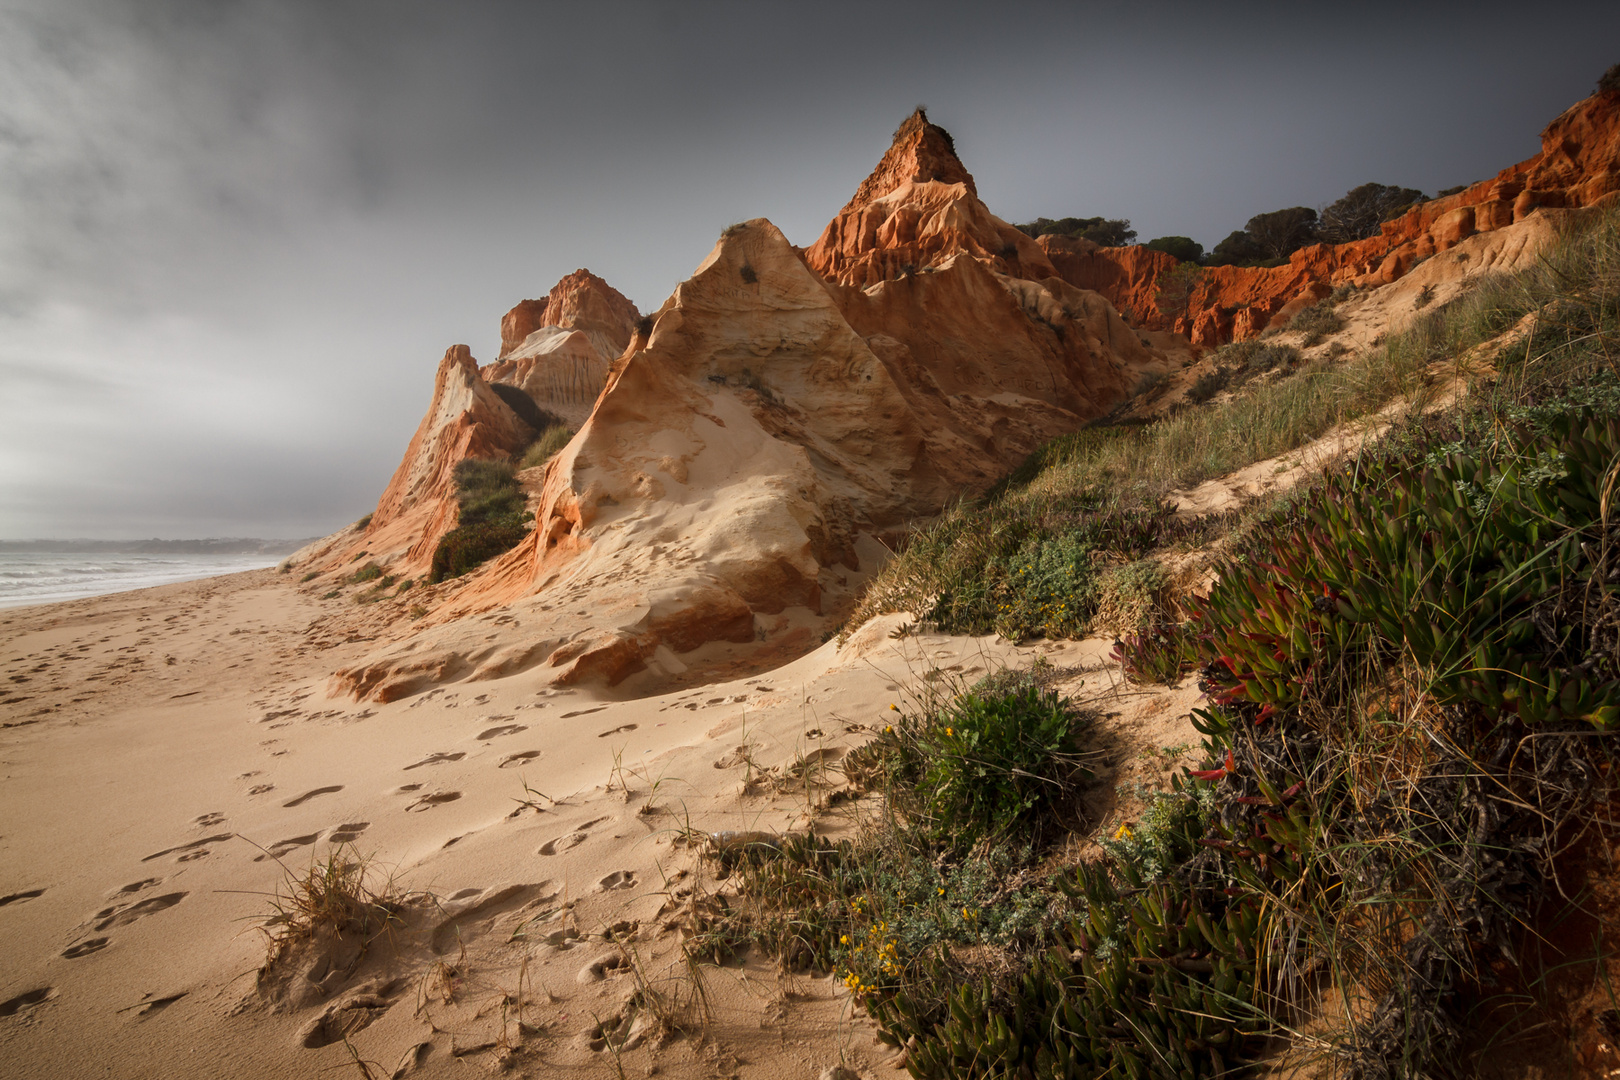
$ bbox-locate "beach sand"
[0,568,1198,1079]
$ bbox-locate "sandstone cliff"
[484,269,640,427]
[803,108,1058,288]
[321,112,1163,699]
[358,343,537,570]
[1066,85,1620,346]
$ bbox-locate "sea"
[0,543,308,610]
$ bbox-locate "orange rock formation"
[1066,86,1620,346]
[324,113,1160,698]
[484,269,640,426]
[360,344,537,568]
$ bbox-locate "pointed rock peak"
[499,269,640,358]
[843,107,977,212]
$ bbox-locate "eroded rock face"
[803,108,1056,288]
[485,270,641,426]
[496,269,639,360]
[326,112,1165,699]
[1069,86,1620,345]
[359,344,537,570]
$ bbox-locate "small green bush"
[429,457,531,583]
[300,571,319,583]
[452,458,524,526]
[1288,299,1344,345]
[1110,621,1193,685]
[355,513,372,530]
[1186,367,1228,403]
[430,521,527,584]
[916,684,1089,840]
[519,425,574,470]
[1092,558,1169,635]
[348,563,383,584]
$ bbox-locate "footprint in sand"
[0,987,54,1017]
[406,791,461,812]
[283,785,344,808]
[297,984,399,1048]
[254,834,320,862]
[498,750,541,769]
[61,937,110,959]
[395,783,423,794]
[475,724,525,741]
[539,833,586,856]
[597,723,638,738]
[327,822,369,844]
[248,784,275,796]
[132,992,187,1019]
[429,883,549,955]
[0,888,45,908]
[91,892,186,932]
[192,812,226,828]
[141,834,233,863]
[561,706,607,719]
[593,870,637,892]
[110,879,162,897]
[537,817,610,855]
[403,751,465,770]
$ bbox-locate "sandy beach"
[0,566,1196,1079]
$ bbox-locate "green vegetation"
[795,198,1620,1075]
[1286,297,1344,345]
[1317,181,1426,243]
[1143,235,1203,263]
[428,458,531,584]
[1014,216,1136,247]
[852,199,1620,645]
[519,424,574,470]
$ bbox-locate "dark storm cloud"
[1,0,1617,538]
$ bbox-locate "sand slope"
[0,570,1198,1079]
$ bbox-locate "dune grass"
[744,201,1620,1076]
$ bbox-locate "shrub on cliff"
[1015,216,1136,247]
[428,458,530,583]
[519,425,573,470]
[1599,61,1620,94]
[1143,235,1204,263]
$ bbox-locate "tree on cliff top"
[1015,216,1137,247]
[1143,236,1204,263]
[1245,206,1319,260]
[1317,183,1427,243]
[1600,62,1620,94]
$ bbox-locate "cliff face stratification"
[314,87,1619,701]
[803,109,1058,288]
[318,110,1157,700]
[1068,86,1620,346]
[484,269,641,426]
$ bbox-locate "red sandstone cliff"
[1065,86,1620,347]
[803,109,1058,287]
[484,270,641,427]
[360,344,537,570]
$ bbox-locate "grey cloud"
[1,0,1617,539]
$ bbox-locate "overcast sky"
[2,0,1617,539]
